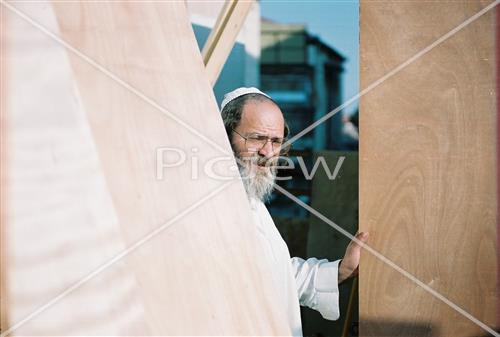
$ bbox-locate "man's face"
[231,99,285,200]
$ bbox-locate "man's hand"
[338,232,369,284]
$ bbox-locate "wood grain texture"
[53,1,290,335]
[359,1,497,336]
[2,1,290,335]
[1,3,148,334]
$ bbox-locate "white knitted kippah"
[220,87,271,112]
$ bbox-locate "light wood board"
[1,1,291,335]
[359,1,497,336]
[201,0,254,85]
[1,3,148,335]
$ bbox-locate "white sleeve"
[291,257,341,320]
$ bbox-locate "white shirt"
[249,197,341,337]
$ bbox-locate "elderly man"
[220,87,368,337]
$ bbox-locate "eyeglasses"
[232,129,285,152]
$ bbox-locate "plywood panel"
[53,1,290,335]
[2,1,290,335]
[359,1,497,336]
[1,3,148,335]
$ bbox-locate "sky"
[260,1,359,115]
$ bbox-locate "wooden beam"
[201,0,254,86]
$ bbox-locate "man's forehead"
[239,100,285,136]
[241,99,283,119]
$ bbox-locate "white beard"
[235,155,277,202]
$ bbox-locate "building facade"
[261,20,345,151]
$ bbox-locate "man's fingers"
[339,232,369,283]
[354,231,369,246]
[345,232,369,252]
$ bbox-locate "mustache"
[236,155,277,167]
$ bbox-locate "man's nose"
[258,140,274,158]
